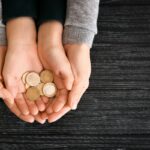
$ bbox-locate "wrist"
[38,21,63,46]
[6,17,36,45]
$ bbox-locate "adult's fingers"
[4,100,34,123]
[34,113,46,124]
[48,105,71,123]
[0,87,14,104]
[68,79,89,110]
[15,93,30,115]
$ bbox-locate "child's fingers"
[24,94,39,116]
[59,67,74,90]
[15,93,30,115]
[52,89,68,112]
[48,105,71,123]
[35,97,46,112]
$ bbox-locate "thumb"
[59,67,74,90]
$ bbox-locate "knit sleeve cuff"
[0,26,6,46]
[63,25,96,48]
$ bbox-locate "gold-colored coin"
[22,71,29,84]
[36,83,44,96]
[40,70,53,83]
[26,87,40,101]
[26,72,40,86]
[43,82,57,97]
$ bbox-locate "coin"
[22,71,29,84]
[36,83,44,96]
[26,72,41,86]
[26,87,40,101]
[40,70,53,83]
[43,82,57,97]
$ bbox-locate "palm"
[38,46,73,115]
[3,45,43,96]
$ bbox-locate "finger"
[4,76,19,98]
[41,112,48,120]
[46,98,54,114]
[41,96,49,104]
[34,113,46,124]
[35,97,46,112]
[53,75,64,89]
[4,100,34,123]
[52,89,68,112]
[59,66,74,90]
[15,93,30,115]
[0,88,14,104]
[24,94,39,115]
[48,105,71,123]
[68,80,89,110]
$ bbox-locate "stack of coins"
[22,70,57,101]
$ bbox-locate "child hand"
[38,21,74,114]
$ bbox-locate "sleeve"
[1,0,37,25]
[0,0,6,45]
[63,0,100,48]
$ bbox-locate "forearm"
[63,0,100,48]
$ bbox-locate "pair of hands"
[0,20,91,124]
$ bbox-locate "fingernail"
[71,104,77,110]
[29,118,35,123]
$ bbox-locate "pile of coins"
[22,70,57,101]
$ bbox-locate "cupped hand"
[3,18,47,118]
[45,44,91,123]
[38,21,74,114]
[64,44,91,110]
[0,46,45,124]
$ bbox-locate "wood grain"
[1,0,150,149]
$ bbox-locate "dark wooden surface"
[1,0,150,149]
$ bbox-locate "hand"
[0,46,43,123]
[0,46,13,104]
[64,44,91,110]
[38,21,74,115]
[45,44,91,123]
[3,18,47,121]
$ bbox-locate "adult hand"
[46,44,91,123]
[64,44,91,110]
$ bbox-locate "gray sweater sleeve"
[63,0,100,48]
[0,0,6,45]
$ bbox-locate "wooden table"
[1,0,150,149]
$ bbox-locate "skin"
[38,21,74,114]
[0,46,44,123]
[2,17,46,123]
[2,19,91,124]
[38,21,91,123]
